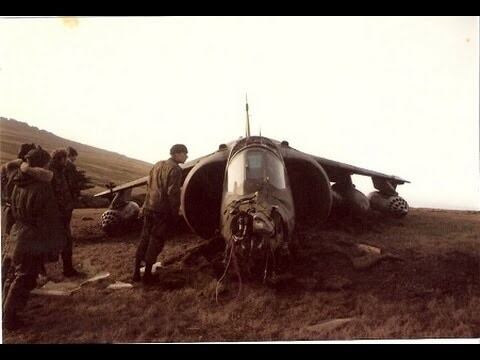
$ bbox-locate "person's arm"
[5,159,22,174]
[20,162,53,182]
[2,160,22,205]
[167,167,182,219]
[140,167,155,216]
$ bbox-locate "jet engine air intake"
[181,153,227,239]
[284,157,332,226]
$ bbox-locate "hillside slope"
[0,117,152,195]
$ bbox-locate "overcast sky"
[0,16,478,210]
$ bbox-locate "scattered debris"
[32,272,112,296]
[318,239,403,271]
[31,281,82,296]
[351,253,403,270]
[107,281,133,290]
[305,318,355,334]
[351,253,385,270]
[81,217,94,221]
[81,272,111,285]
[356,243,381,255]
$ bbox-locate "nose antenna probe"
[245,93,251,138]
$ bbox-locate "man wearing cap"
[132,144,188,284]
[3,147,65,330]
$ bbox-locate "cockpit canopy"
[227,148,287,195]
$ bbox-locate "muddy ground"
[2,208,480,343]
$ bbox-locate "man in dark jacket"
[2,144,37,258]
[2,147,65,330]
[132,144,188,284]
[65,146,81,201]
[49,149,81,277]
[1,144,53,290]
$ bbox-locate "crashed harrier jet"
[95,101,409,280]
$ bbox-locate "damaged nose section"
[222,192,291,286]
[252,212,275,236]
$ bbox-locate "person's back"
[133,144,188,284]
[1,144,53,291]
[143,158,182,216]
[9,173,64,258]
[3,147,65,330]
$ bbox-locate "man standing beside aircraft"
[49,149,81,277]
[132,144,188,284]
[65,146,81,203]
[64,146,85,276]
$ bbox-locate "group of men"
[1,142,188,331]
[1,144,82,330]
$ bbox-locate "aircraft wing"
[281,146,409,194]
[313,155,410,184]
[94,153,214,198]
[94,176,149,198]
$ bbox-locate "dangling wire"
[215,241,235,304]
[263,248,270,284]
[215,238,244,303]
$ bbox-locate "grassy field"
[2,208,479,343]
